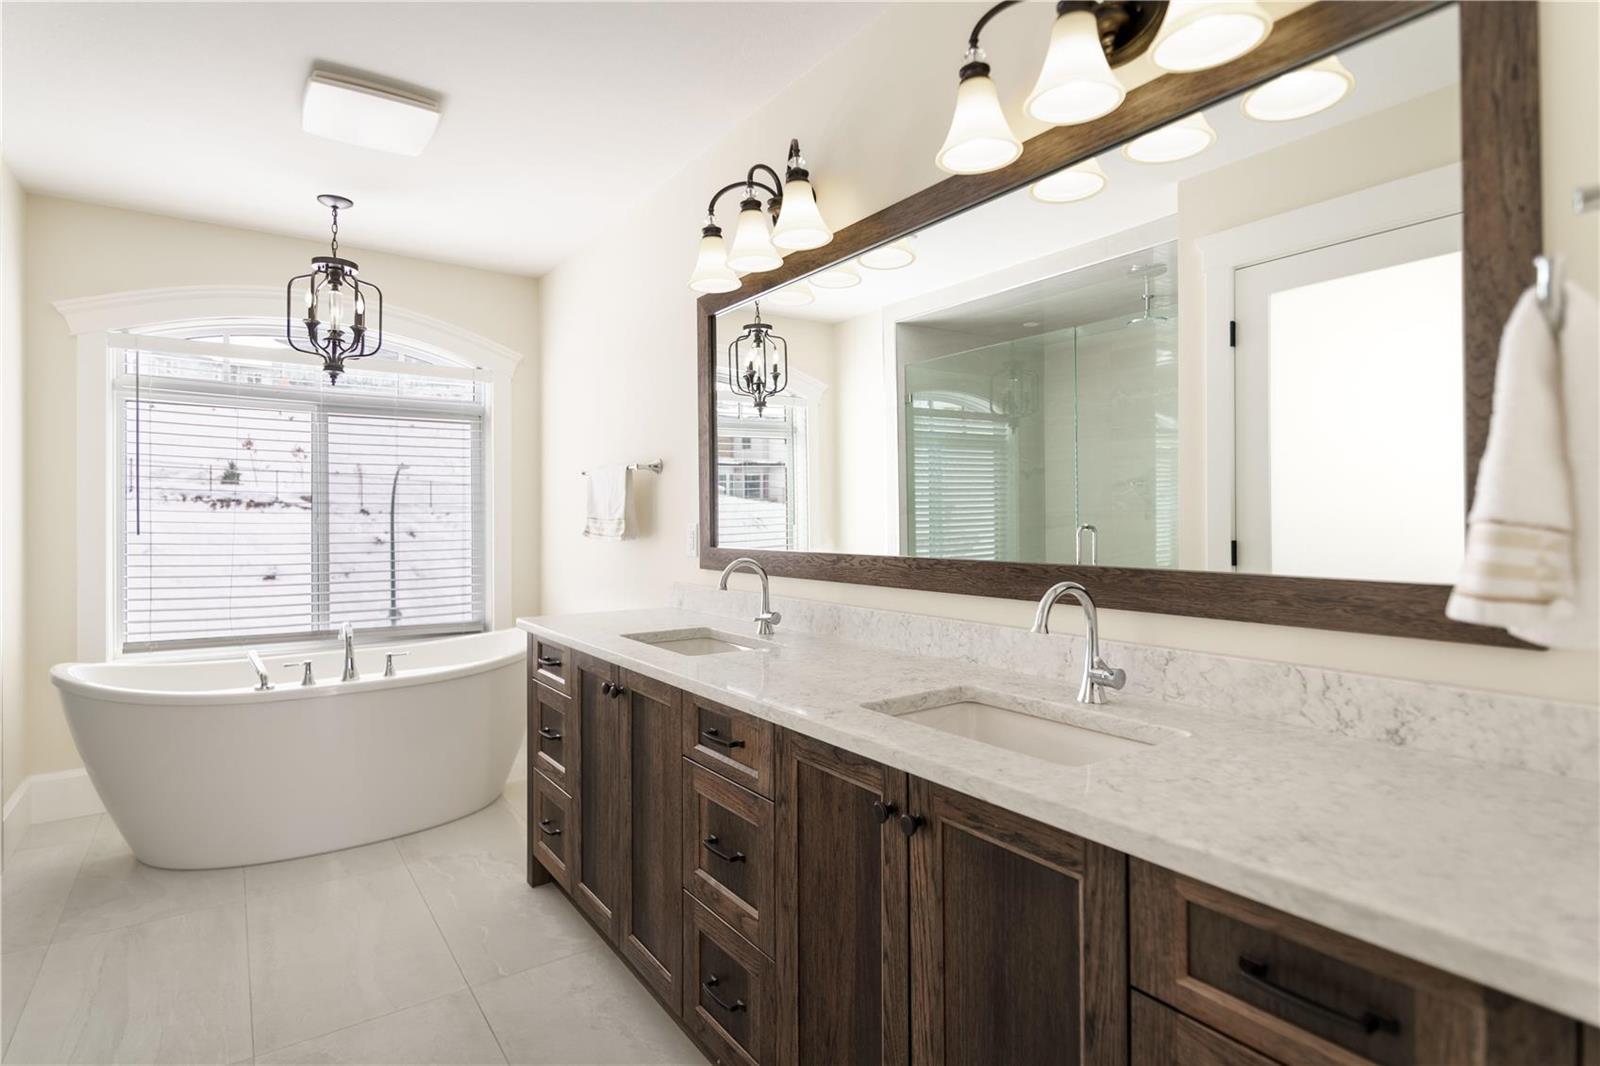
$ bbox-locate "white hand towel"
[584,464,630,540]
[1447,283,1598,647]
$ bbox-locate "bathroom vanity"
[518,614,1596,1066]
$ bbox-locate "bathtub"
[50,629,525,869]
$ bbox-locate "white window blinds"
[117,335,486,652]
[715,394,805,551]
[906,401,1015,561]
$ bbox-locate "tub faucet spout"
[246,649,273,691]
[341,621,359,682]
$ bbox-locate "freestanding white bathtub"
[50,629,525,869]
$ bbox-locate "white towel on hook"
[1447,282,1598,647]
[584,464,630,540]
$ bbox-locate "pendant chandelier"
[726,302,788,412]
[689,139,833,293]
[286,194,384,384]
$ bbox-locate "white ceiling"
[1,2,884,276]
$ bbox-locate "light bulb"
[1026,9,1126,125]
[936,58,1023,175]
[772,177,832,252]
[1122,112,1216,164]
[1241,56,1354,122]
[688,225,740,293]
[727,197,783,273]
[1030,158,1108,203]
[1151,0,1271,73]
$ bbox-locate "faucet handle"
[283,660,316,686]
[383,651,409,678]
[1090,661,1126,691]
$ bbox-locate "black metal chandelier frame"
[726,300,788,412]
[286,194,385,384]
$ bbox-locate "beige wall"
[540,1,1599,705]
[18,195,541,784]
[1,165,24,807]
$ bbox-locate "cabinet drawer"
[529,634,571,696]
[531,682,571,793]
[684,894,773,1066]
[683,695,774,799]
[1133,992,1281,1066]
[530,772,572,891]
[1130,860,1576,1066]
[683,760,774,959]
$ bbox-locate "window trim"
[59,286,525,662]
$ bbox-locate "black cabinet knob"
[871,801,898,824]
[612,685,626,699]
[898,813,925,838]
[600,681,613,695]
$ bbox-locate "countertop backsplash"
[672,583,1599,780]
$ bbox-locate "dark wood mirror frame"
[698,0,1540,647]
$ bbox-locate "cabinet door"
[908,778,1127,1066]
[571,653,623,941]
[618,668,683,1006]
[774,729,909,1066]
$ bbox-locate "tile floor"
[1,783,707,1065]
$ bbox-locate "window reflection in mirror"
[713,6,1463,584]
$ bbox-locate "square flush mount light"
[302,69,441,156]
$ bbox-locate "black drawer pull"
[536,655,562,669]
[871,801,898,824]
[537,818,563,838]
[702,975,746,1014]
[1237,956,1401,1036]
[537,726,563,741]
[699,727,745,750]
[702,835,746,864]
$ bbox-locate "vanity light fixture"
[727,302,788,412]
[689,140,833,292]
[763,283,816,308]
[811,265,862,289]
[285,194,383,384]
[1242,55,1354,122]
[1150,0,1271,73]
[858,240,917,271]
[1030,157,1108,203]
[1121,111,1215,163]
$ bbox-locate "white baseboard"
[3,769,106,856]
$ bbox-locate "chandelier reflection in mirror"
[727,302,788,412]
[689,139,833,293]
[286,194,384,384]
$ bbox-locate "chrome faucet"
[718,557,781,637]
[1030,582,1126,705]
[246,649,273,691]
[340,621,359,682]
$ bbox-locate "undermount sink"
[864,686,1184,768]
[623,627,775,657]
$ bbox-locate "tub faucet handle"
[384,651,409,678]
[283,660,316,686]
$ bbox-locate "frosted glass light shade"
[1242,56,1354,122]
[1122,112,1216,163]
[688,229,739,293]
[1151,0,1270,73]
[772,178,832,252]
[727,201,784,273]
[1030,158,1108,203]
[764,283,815,308]
[859,241,916,270]
[1026,10,1126,125]
[936,71,1023,175]
[811,266,861,289]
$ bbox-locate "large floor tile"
[2,946,47,1052]
[2,841,90,952]
[246,864,464,1055]
[256,989,505,1065]
[52,818,244,942]
[15,816,102,854]
[475,950,706,1066]
[5,903,251,1065]
[244,840,405,901]
[395,802,521,867]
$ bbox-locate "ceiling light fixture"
[811,266,862,289]
[858,240,917,271]
[1150,0,1271,73]
[937,1,1169,175]
[286,194,383,384]
[1121,111,1216,163]
[689,139,833,293]
[302,69,441,157]
[1242,56,1354,122]
[727,302,788,412]
[1030,157,1109,203]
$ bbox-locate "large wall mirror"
[698,1,1540,645]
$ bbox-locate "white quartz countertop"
[517,608,1600,1026]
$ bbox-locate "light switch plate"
[686,522,699,557]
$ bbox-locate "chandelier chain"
[329,206,340,257]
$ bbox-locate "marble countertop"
[518,608,1600,1026]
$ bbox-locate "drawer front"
[684,894,772,1066]
[1133,992,1282,1066]
[1130,860,1575,1066]
[683,761,774,958]
[530,635,572,696]
[532,682,571,792]
[530,772,572,891]
[683,695,774,799]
